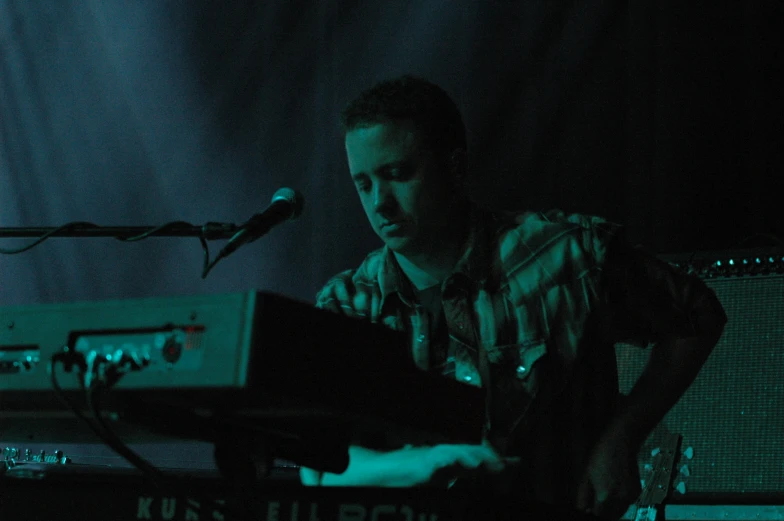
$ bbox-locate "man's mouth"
[380,220,406,234]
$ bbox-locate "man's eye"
[357,182,371,192]
[388,168,408,180]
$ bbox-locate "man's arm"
[300,443,513,487]
[301,446,431,487]
[607,329,722,447]
[577,245,727,519]
[604,247,727,443]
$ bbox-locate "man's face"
[345,120,460,256]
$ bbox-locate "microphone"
[218,187,304,259]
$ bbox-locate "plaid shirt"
[315,208,726,503]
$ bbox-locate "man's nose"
[372,181,393,211]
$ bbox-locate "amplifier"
[616,249,784,498]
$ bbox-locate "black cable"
[85,383,168,490]
[114,221,195,242]
[50,354,163,486]
[47,353,238,519]
[0,221,206,253]
[86,384,245,521]
[84,357,244,521]
[49,353,243,520]
[0,221,97,254]
[47,355,109,444]
[0,219,227,279]
[200,226,212,275]
[199,225,223,279]
[201,253,223,279]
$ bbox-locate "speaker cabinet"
[616,249,784,498]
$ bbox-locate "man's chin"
[380,235,417,254]
[382,236,409,251]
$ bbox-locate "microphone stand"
[0,222,239,240]
[2,188,303,278]
[0,221,245,278]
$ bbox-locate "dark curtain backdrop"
[0,1,781,306]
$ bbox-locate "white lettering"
[338,503,366,521]
[309,503,321,521]
[290,501,299,521]
[212,500,226,521]
[370,505,396,521]
[161,498,177,520]
[267,501,281,521]
[185,499,200,521]
[137,497,153,519]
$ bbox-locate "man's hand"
[316,271,381,320]
[576,429,642,520]
[302,443,519,488]
[423,442,521,487]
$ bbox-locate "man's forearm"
[608,331,722,447]
[301,445,432,487]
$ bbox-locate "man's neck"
[393,251,443,290]
[393,213,471,291]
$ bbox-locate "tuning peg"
[675,482,687,495]
[683,447,694,459]
[679,464,690,477]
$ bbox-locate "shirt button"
[516,365,527,377]
[417,334,425,343]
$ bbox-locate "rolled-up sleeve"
[602,239,728,347]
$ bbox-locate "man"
[301,75,726,520]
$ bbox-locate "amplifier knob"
[162,335,183,364]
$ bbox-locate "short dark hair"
[340,75,467,156]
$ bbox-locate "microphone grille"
[271,187,304,219]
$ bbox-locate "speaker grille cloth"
[616,275,784,494]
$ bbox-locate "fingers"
[426,444,523,488]
[450,444,516,474]
[316,276,354,315]
[332,277,353,304]
[317,274,380,320]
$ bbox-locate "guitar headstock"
[633,433,686,521]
